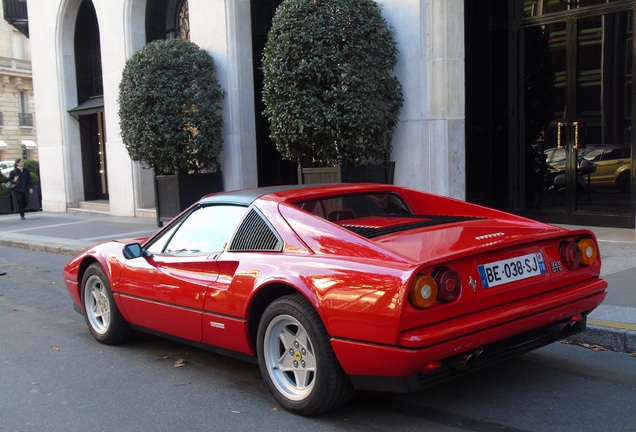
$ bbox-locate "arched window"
[145,0,189,43]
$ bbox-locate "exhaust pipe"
[547,315,585,338]
[450,349,486,369]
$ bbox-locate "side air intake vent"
[229,208,283,252]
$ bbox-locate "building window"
[0,112,4,126]
[18,90,32,127]
[12,31,26,60]
[146,0,190,42]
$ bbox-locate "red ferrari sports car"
[63,183,607,415]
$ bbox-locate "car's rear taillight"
[408,274,437,308]
[577,238,598,266]
[434,267,462,302]
[409,267,462,309]
[560,241,581,270]
[560,237,598,270]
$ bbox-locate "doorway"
[465,1,635,228]
[73,0,108,201]
[519,4,634,227]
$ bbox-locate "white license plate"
[477,252,547,288]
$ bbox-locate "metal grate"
[229,208,283,252]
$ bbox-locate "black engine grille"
[342,215,484,238]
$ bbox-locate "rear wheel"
[257,294,353,416]
[81,263,133,345]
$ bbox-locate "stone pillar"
[381,0,465,199]
[190,0,258,191]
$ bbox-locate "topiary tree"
[118,38,224,175]
[262,0,403,167]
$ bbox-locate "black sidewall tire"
[81,263,132,345]
[257,294,352,416]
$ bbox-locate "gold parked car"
[544,146,631,192]
[582,146,631,192]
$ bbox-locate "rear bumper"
[331,281,606,393]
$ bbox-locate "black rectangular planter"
[0,194,13,214]
[10,185,42,213]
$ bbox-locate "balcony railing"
[18,112,32,127]
[0,57,31,74]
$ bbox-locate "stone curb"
[1,238,83,255]
[564,323,636,354]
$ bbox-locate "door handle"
[572,121,579,150]
[557,122,579,149]
[557,122,565,149]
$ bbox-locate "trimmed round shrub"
[262,0,403,166]
[118,39,224,175]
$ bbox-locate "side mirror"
[123,243,144,259]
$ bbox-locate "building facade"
[21,0,464,217]
[17,0,636,228]
[0,13,37,165]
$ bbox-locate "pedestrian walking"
[8,158,33,220]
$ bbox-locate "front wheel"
[257,294,353,416]
[81,263,133,345]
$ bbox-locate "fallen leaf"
[175,381,192,387]
[579,343,608,352]
[155,355,169,360]
[51,345,61,351]
[560,340,608,351]
[174,358,186,367]
[31,382,40,386]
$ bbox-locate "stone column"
[381,0,465,199]
[190,0,258,190]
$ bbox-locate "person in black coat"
[8,158,33,220]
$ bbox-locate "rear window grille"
[229,208,283,252]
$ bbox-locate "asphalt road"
[1,247,635,432]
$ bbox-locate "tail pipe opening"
[547,314,585,338]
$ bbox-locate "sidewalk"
[1,211,634,353]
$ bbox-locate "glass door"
[520,7,634,226]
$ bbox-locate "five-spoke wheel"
[257,294,353,415]
[81,263,132,345]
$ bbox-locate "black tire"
[81,263,133,345]
[257,294,353,416]
[616,172,630,193]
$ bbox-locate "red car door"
[117,253,220,341]
[116,204,250,342]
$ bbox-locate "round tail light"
[409,274,438,309]
[577,238,597,266]
[435,267,461,302]
[560,240,582,270]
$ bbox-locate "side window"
[146,205,248,255]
